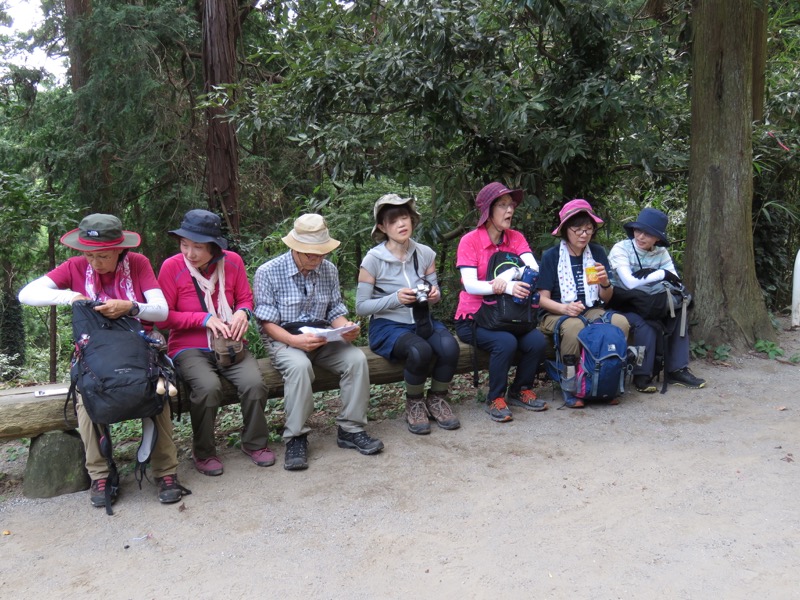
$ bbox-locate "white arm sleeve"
[139,288,168,322]
[615,264,666,290]
[461,267,495,296]
[18,276,82,306]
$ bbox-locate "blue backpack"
[548,313,628,402]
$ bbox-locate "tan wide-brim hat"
[282,213,341,254]
[60,214,141,251]
[371,194,422,242]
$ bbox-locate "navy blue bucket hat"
[169,209,228,250]
[623,207,669,247]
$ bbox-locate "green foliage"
[689,339,710,360]
[713,344,732,361]
[0,290,24,378]
[754,339,785,359]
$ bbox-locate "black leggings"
[392,329,460,386]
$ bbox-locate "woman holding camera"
[454,182,549,423]
[356,194,460,435]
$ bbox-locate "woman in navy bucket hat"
[156,209,274,476]
[453,182,549,423]
[608,208,706,392]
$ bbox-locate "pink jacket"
[156,251,254,358]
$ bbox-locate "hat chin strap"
[486,217,507,244]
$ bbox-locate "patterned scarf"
[84,255,136,303]
[183,254,233,348]
[556,240,599,306]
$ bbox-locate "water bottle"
[562,354,578,393]
[513,266,539,305]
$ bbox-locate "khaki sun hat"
[282,214,341,254]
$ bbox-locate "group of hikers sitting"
[18,182,705,511]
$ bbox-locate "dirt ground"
[1,320,799,599]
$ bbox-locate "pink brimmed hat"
[551,199,604,236]
[475,182,523,228]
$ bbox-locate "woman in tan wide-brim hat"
[18,213,185,509]
[356,194,461,436]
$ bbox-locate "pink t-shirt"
[47,253,160,301]
[454,227,532,319]
[156,250,254,358]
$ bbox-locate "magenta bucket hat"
[475,182,523,228]
[551,199,604,236]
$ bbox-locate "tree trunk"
[685,0,773,348]
[64,0,91,93]
[48,230,57,383]
[202,0,241,234]
[751,1,768,123]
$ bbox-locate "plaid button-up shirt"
[253,250,347,328]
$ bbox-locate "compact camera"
[415,282,432,304]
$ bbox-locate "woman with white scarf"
[537,199,630,408]
[157,209,273,476]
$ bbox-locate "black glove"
[662,270,682,285]
[632,267,657,279]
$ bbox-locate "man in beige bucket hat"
[254,214,384,470]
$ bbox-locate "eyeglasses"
[569,227,595,236]
[299,252,327,261]
[494,203,516,212]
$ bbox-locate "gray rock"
[23,430,90,498]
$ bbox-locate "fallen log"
[0,342,491,441]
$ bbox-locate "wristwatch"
[600,283,612,289]
[128,301,141,317]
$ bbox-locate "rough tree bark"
[201,0,241,234]
[685,0,774,348]
[751,1,768,123]
[64,0,91,93]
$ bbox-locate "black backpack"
[471,251,537,335]
[65,300,178,514]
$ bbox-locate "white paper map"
[299,324,359,342]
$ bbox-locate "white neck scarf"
[184,254,233,347]
[557,240,599,306]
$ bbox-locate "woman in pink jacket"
[157,209,273,477]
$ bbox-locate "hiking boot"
[634,374,657,393]
[90,477,117,508]
[425,391,460,430]
[507,388,549,412]
[337,427,384,455]
[155,474,184,504]
[562,391,584,409]
[242,446,276,467]
[485,397,513,422]
[667,367,706,389]
[405,394,431,435]
[284,435,309,470]
[193,455,224,476]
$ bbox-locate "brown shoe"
[426,391,460,430]
[406,394,431,435]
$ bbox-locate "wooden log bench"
[0,341,493,441]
